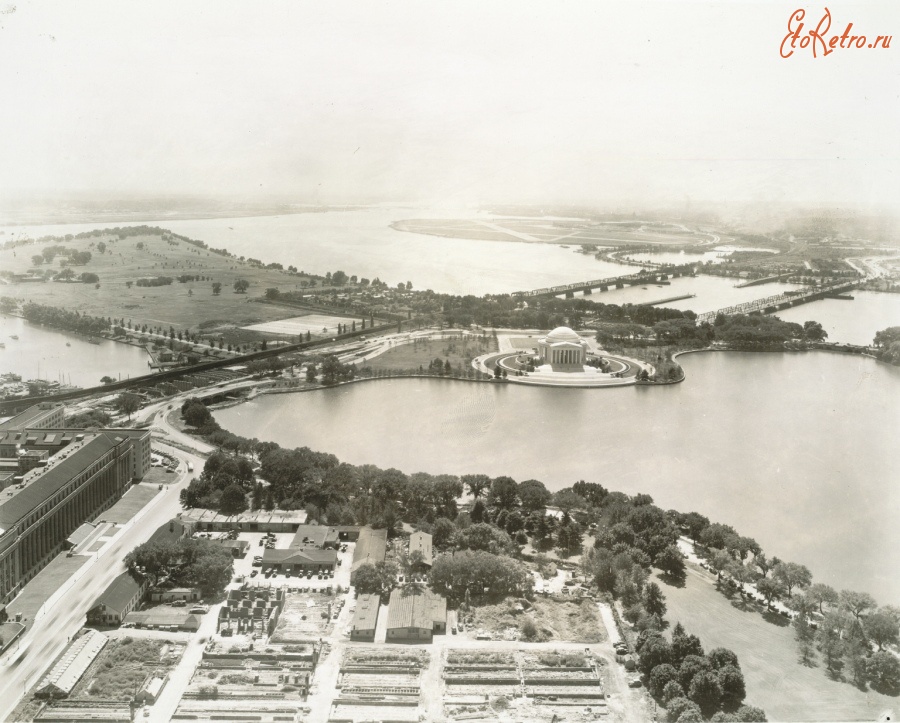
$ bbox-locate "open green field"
[653,564,897,722]
[0,230,323,337]
[361,334,497,374]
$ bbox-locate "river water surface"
[0,314,152,388]
[215,351,900,604]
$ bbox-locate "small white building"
[537,327,590,366]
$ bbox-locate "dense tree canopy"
[125,537,233,596]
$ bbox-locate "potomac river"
[216,350,900,605]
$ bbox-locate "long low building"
[350,526,388,582]
[350,593,381,642]
[0,429,149,608]
[35,629,108,698]
[386,587,447,643]
[262,547,337,573]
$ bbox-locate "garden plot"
[270,594,336,642]
[329,648,427,723]
[443,649,522,702]
[242,314,355,336]
[70,637,181,701]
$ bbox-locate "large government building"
[537,326,590,366]
[0,404,150,610]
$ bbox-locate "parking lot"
[204,530,355,592]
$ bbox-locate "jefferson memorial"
[537,326,590,366]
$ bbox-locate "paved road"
[0,441,206,721]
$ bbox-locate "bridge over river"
[696,279,862,324]
[512,264,696,299]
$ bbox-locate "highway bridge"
[512,265,696,299]
[696,279,861,324]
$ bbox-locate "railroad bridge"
[696,279,861,324]
[512,265,696,299]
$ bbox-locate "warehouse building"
[87,571,149,626]
[350,593,381,642]
[385,587,447,642]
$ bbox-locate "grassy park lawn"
[0,230,320,336]
[362,335,497,374]
[653,564,897,722]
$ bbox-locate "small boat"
[0,342,5,349]
[66,342,71,347]
[87,338,101,345]
[10,335,18,340]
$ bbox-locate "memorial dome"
[545,326,581,343]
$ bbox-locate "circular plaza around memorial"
[475,326,650,387]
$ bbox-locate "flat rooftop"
[0,433,123,533]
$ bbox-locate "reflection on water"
[3,210,634,296]
[215,352,900,603]
[774,290,900,347]
[0,315,152,389]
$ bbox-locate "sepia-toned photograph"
[0,2,897,721]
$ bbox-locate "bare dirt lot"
[468,597,605,644]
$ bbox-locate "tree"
[672,631,705,667]
[453,523,516,556]
[212,282,222,295]
[643,581,667,617]
[430,550,529,603]
[802,320,827,341]
[100,375,115,385]
[234,278,250,293]
[666,697,701,723]
[306,362,317,382]
[717,665,746,710]
[432,517,456,550]
[487,476,518,511]
[656,545,685,577]
[219,483,248,515]
[867,651,900,693]
[734,705,767,722]
[688,671,723,717]
[638,636,672,676]
[806,583,838,615]
[677,654,711,691]
[116,392,141,420]
[662,680,685,705]
[31,254,43,266]
[839,589,877,621]
[552,489,586,514]
[772,561,812,597]
[755,578,784,606]
[183,401,213,428]
[461,473,491,499]
[866,609,900,650]
[649,663,678,698]
[517,479,551,512]
[707,648,740,671]
[353,560,398,597]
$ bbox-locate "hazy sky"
[0,1,897,208]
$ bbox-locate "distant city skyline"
[0,1,897,209]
